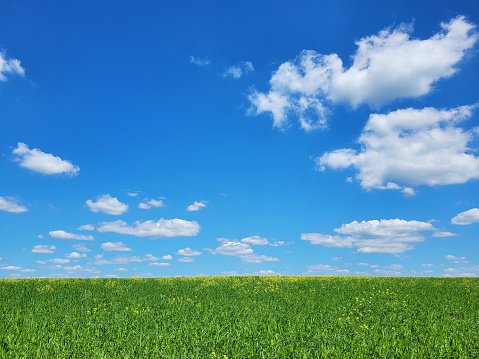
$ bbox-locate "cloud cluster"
[318,105,479,191]
[0,51,25,81]
[208,238,279,263]
[249,16,477,130]
[0,197,28,213]
[12,143,80,176]
[86,194,128,215]
[96,218,200,238]
[301,218,436,254]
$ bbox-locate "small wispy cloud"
[223,61,254,79]
[190,56,210,66]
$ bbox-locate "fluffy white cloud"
[78,224,94,231]
[101,241,133,252]
[190,56,210,66]
[31,245,56,254]
[73,243,91,252]
[49,230,94,240]
[208,238,279,263]
[86,194,128,215]
[162,255,173,260]
[175,247,202,256]
[0,197,28,213]
[177,257,195,263]
[186,200,207,211]
[12,142,80,176]
[224,61,254,79]
[301,218,435,254]
[249,16,477,130]
[65,252,87,259]
[318,105,479,190]
[139,198,165,209]
[96,218,200,238]
[0,51,25,81]
[451,208,479,225]
[241,236,270,245]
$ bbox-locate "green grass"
[1,276,478,358]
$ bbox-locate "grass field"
[1,276,478,358]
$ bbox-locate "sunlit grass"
[1,276,478,358]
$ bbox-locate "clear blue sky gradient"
[1,0,478,278]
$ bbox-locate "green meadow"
[1,276,478,358]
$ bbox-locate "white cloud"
[190,56,210,66]
[421,264,434,267]
[162,255,173,260]
[86,194,128,215]
[148,262,171,267]
[64,265,83,271]
[175,247,202,256]
[94,255,142,265]
[0,196,28,213]
[48,258,70,264]
[21,269,36,273]
[115,268,128,271]
[241,236,270,246]
[31,245,56,254]
[249,16,478,130]
[12,142,80,176]
[78,224,94,231]
[101,242,133,252]
[306,264,351,275]
[127,191,139,197]
[301,218,435,254]
[0,51,25,81]
[73,243,91,252]
[49,230,94,241]
[177,257,195,263]
[451,208,479,225]
[318,105,479,190]
[208,238,279,263]
[0,265,21,270]
[223,61,254,79]
[96,218,200,238]
[186,200,207,211]
[65,252,87,259]
[331,257,343,261]
[139,198,165,209]
[431,231,459,237]
[445,255,466,260]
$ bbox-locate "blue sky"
[1,0,478,278]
